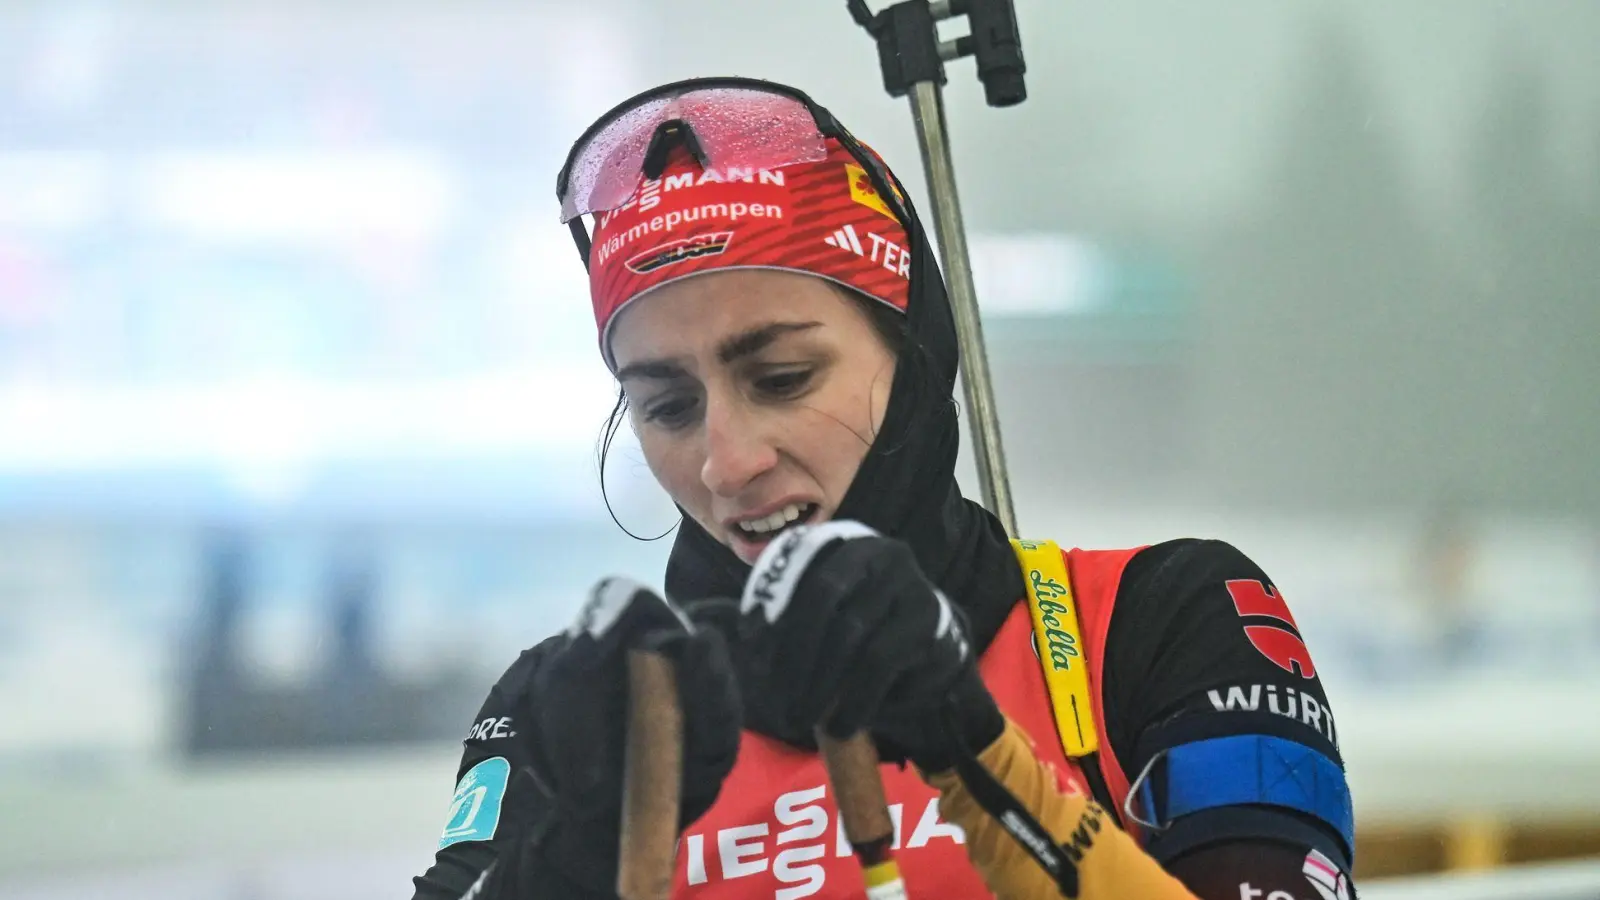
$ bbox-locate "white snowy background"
[0,0,1597,896]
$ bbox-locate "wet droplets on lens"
[565,98,670,217]
[565,88,829,217]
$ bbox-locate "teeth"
[737,503,810,535]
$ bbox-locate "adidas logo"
[822,223,911,280]
[823,224,866,255]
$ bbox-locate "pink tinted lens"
[560,87,827,222]
[559,96,671,223]
[671,88,829,171]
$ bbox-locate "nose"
[700,391,778,498]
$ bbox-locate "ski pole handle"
[817,730,911,899]
[617,650,684,900]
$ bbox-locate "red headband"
[587,139,911,365]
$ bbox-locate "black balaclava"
[660,154,1025,743]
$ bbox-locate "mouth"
[728,502,821,561]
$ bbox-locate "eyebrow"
[615,321,823,382]
[717,321,821,363]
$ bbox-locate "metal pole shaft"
[906,80,1017,538]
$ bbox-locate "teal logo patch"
[439,756,510,849]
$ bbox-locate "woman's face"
[609,269,896,564]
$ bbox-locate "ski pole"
[617,650,685,900]
[816,2,1031,893]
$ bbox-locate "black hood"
[662,142,1025,724]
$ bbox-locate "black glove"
[483,577,742,898]
[731,520,1003,773]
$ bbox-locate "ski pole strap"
[943,706,1084,898]
[916,537,1101,897]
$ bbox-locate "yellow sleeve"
[922,718,1198,900]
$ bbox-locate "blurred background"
[0,0,1596,897]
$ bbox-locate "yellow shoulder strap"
[1012,539,1100,758]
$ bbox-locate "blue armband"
[1131,734,1354,859]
